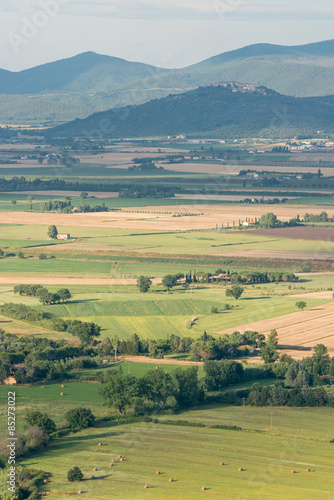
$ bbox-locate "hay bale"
[93,467,97,471]
[306,468,311,472]
[61,384,65,388]
[202,486,206,491]
[238,468,243,472]
[109,462,113,467]
[41,386,45,389]
[156,366,159,370]
[144,484,149,489]
[156,471,160,475]
[98,442,102,446]
[169,478,173,482]
[78,491,82,495]
[60,392,64,396]
[118,455,122,459]
[112,459,116,463]
[120,457,124,462]
[291,470,295,474]
[220,462,224,466]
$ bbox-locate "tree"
[80,192,88,199]
[260,329,279,365]
[204,360,244,391]
[57,288,72,302]
[65,408,95,429]
[137,276,152,293]
[162,274,179,292]
[48,225,58,239]
[296,301,307,311]
[99,370,138,415]
[11,200,17,205]
[24,411,56,434]
[173,367,204,408]
[226,285,244,304]
[67,467,83,482]
[68,321,101,345]
[312,344,330,375]
[25,425,49,450]
[27,195,34,210]
[139,370,177,407]
[259,212,279,228]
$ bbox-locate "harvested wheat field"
[218,301,334,349]
[1,203,334,231]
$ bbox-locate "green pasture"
[17,406,334,499]
[0,284,331,340]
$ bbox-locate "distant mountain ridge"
[47,83,334,139]
[2,39,334,125]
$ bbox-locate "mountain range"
[2,39,334,125]
[47,83,334,140]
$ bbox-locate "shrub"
[65,408,95,429]
[38,253,47,260]
[67,467,83,482]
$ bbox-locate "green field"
[2,223,334,259]
[12,406,334,499]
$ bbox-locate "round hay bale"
[291,470,295,474]
[169,478,173,482]
[93,467,97,472]
[238,468,243,472]
[144,484,149,489]
[120,457,124,462]
[41,386,45,389]
[43,479,48,483]
[112,459,116,463]
[202,486,206,491]
[220,462,224,466]
[98,442,102,446]
[156,470,160,475]
[60,392,64,396]
[109,462,113,467]
[306,468,311,472]
[78,491,82,495]
[61,384,65,388]
[156,366,159,370]
[118,455,122,459]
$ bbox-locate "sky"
[0,0,334,71]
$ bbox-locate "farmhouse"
[57,233,71,240]
[242,221,257,227]
[2,376,17,386]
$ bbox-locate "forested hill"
[47,84,334,139]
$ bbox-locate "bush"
[38,253,47,260]
[67,466,83,482]
[25,411,56,434]
[65,408,95,429]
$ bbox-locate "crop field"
[0,283,329,341]
[14,406,334,500]
[217,300,334,350]
[1,203,334,233]
[2,222,334,263]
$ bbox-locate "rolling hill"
[3,39,334,125]
[47,83,334,139]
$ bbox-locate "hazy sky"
[0,0,334,71]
